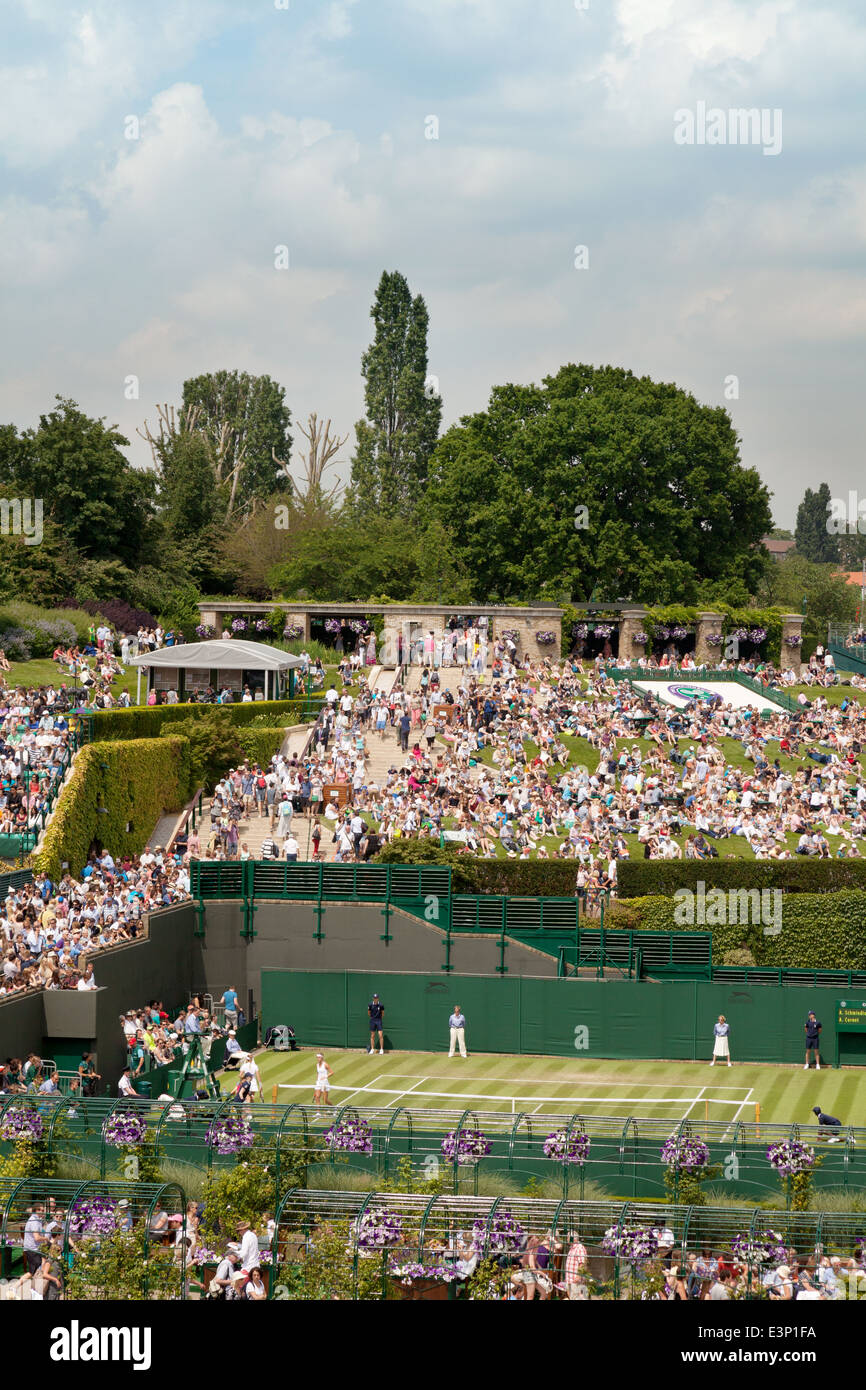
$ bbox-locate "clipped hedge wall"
[609,891,866,971]
[88,699,317,742]
[34,738,192,880]
[375,839,582,896]
[618,859,866,898]
[236,728,288,768]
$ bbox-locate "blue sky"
[1,0,865,525]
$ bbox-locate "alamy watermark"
[674,102,782,157]
[673,880,782,936]
[0,498,42,546]
[826,491,866,535]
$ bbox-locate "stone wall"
[780,613,804,675]
[617,607,649,664]
[696,611,724,666]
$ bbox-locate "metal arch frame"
[352,1190,382,1300]
[417,1191,443,1261]
[46,1096,100,1176]
[562,1114,588,1200]
[275,1103,312,1195]
[383,1107,412,1181]
[450,1108,481,1192]
[668,1115,695,1205]
[481,1193,505,1261]
[618,1117,638,1196]
[611,1200,633,1300]
[506,1111,532,1173]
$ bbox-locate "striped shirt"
[565,1242,587,1281]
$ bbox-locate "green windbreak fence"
[261,969,859,1067]
[190,862,708,977]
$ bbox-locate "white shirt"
[239,1229,260,1271]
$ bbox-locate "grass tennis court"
[247,1049,865,1131]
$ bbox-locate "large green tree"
[180,369,292,514]
[425,364,772,604]
[794,483,839,564]
[0,398,156,566]
[347,271,442,518]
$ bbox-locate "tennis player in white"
[313,1052,333,1117]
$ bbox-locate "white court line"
[276,1083,747,1108]
[377,1073,749,1092]
[337,1074,385,1107]
[680,1086,706,1123]
[724,1087,755,1141]
[385,1077,428,1109]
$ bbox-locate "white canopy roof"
[129,639,303,671]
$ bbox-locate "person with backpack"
[254,769,267,818]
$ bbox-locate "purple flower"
[535,631,557,645]
[231,617,248,632]
[660,1134,710,1172]
[205,1115,254,1155]
[441,1128,490,1164]
[283,623,304,640]
[705,632,723,646]
[601,1225,659,1265]
[103,1111,149,1148]
[354,1207,403,1250]
[472,1210,526,1254]
[323,1118,373,1155]
[195,623,215,639]
[631,631,648,644]
[69,1196,119,1237]
[0,1105,44,1142]
[324,618,343,635]
[543,1128,590,1164]
[766,1139,815,1176]
[730,1230,787,1265]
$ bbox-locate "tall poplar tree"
[348,271,442,519]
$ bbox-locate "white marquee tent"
[128,639,304,703]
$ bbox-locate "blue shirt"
[223,990,238,1012]
[449,1013,466,1029]
[714,1022,729,1037]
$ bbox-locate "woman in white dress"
[710,1015,732,1067]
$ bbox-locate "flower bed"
[441,1128,490,1164]
[205,1115,255,1156]
[323,1117,373,1155]
[543,1128,590,1164]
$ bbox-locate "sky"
[1,0,865,527]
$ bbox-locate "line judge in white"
[448,1005,468,1059]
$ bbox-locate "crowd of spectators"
[0,851,191,1002]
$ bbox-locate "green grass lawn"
[248,1048,865,1132]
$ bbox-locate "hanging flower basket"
[323,1117,373,1154]
[543,1128,591,1164]
[354,1207,403,1250]
[103,1111,149,1148]
[785,635,803,648]
[283,623,304,640]
[255,619,273,634]
[472,1210,526,1253]
[705,632,723,646]
[601,1225,659,1265]
[231,618,248,633]
[729,627,749,643]
[670,626,690,640]
[730,1230,787,1266]
[348,619,368,635]
[389,1259,459,1285]
[572,623,588,639]
[324,618,343,635]
[766,1139,815,1176]
[748,627,767,644]
[500,629,520,643]
[654,625,671,640]
[631,631,648,645]
[195,623,215,640]
[69,1197,119,1237]
[441,1127,491,1164]
[593,624,614,639]
[535,631,557,645]
[660,1134,710,1172]
[205,1114,254,1155]
[0,1105,44,1142]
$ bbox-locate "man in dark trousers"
[804,1011,822,1070]
[368,994,384,1056]
[812,1105,843,1142]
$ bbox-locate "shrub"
[89,699,314,742]
[236,727,286,768]
[34,737,191,879]
[159,710,243,790]
[0,627,35,661]
[617,859,866,898]
[59,596,157,634]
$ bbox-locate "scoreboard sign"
[837,1001,866,1029]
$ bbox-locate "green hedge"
[375,839,581,896]
[88,699,318,742]
[618,859,866,897]
[35,738,192,880]
[236,728,288,768]
[609,891,866,971]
